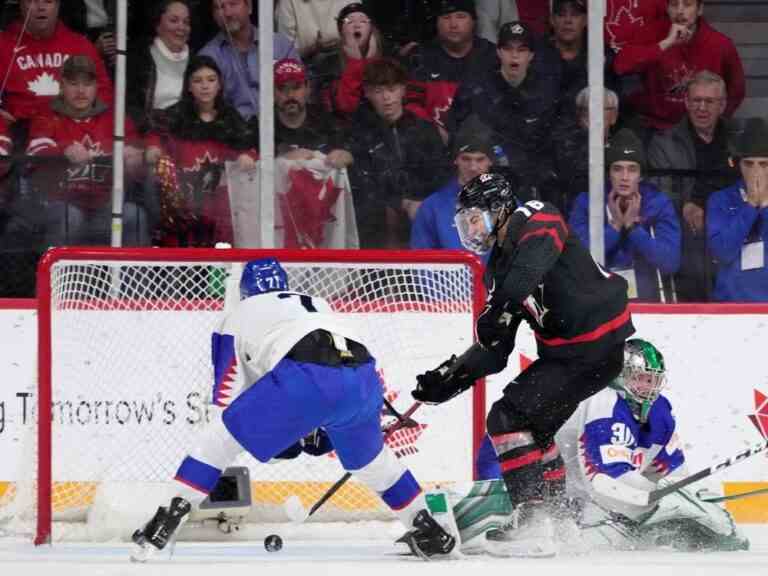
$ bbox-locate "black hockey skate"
[130,496,191,562]
[396,509,456,560]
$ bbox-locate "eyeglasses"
[686,97,724,108]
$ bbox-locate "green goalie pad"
[425,480,749,553]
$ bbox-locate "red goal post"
[26,247,487,544]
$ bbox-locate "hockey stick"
[699,486,768,504]
[647,439,768,505]
[285,400,423,522]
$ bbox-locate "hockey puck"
[264,534,283,552]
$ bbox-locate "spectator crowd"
[0,0,766,303]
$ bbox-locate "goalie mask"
[615,339,667,423]
[455,172,519,254]
[240,258,289,299]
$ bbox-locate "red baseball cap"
[274,58,307,87]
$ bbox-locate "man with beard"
[613,0,745,132]
[199,0,298,120]
[274,58,352,169]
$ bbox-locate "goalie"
[445,339,749,553]
[130,258,455,561]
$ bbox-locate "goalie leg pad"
[637,486,749,551]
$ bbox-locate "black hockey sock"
[541,443,566,505]
[489,431,544,507]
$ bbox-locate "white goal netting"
[0,248,484,543]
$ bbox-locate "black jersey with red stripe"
[484,200,634,361]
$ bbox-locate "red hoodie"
[605,0,669,53]
[613,18,745,129]
[26,107,139,210]
[0,20,113,122]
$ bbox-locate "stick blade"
[283,495,308,524]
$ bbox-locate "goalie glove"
[412,355,474,405]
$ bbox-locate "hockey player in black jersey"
[413,171,635,557]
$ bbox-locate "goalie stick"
[593,438,768,507]
[700,486,768,504]
[646,439,768,505]
[284,400,423,523]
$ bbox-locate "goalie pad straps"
[489,431,543,507]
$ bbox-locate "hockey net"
[0,247,485,544]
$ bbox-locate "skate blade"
[129,541,156,563]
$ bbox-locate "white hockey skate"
[130,496,191,563]
[484,502,557,558]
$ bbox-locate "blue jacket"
[569,182,681,302]
[707,181,768,302]
[410,178,490,263]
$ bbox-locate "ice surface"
[0,524,766,576]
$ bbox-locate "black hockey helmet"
[454,172,520,254]
[456,171,520,214]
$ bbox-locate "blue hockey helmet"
[240,258,289,299]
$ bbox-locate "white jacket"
[276,0,357,57]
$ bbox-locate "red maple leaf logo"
[605,6,644,51]
[748,389,768,440]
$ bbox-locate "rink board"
[1,304,768,522]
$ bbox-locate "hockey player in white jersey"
[130,257,455,561]
[458,338,748,553]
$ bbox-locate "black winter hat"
[552,0,587,14]
[730,117,768,159]
[605,129,646,170]
[436,0,477,19]
[336,3,373,30]
[453,114,495,160]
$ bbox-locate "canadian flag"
[749,389,768,440]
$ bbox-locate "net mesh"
[0,252,479,542]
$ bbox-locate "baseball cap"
[274,59,307,87]
[61,54,97,81]
[552,0,587,14]
[497,21,534,49]
[436,0,477,19]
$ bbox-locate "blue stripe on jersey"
[380,470,422,511]
[211,333,237,407]
[174,456,222,494]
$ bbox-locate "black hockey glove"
[301,428,333,456]
[412,355,474,405]
[274,429,333,459]
[476,302,520,348]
